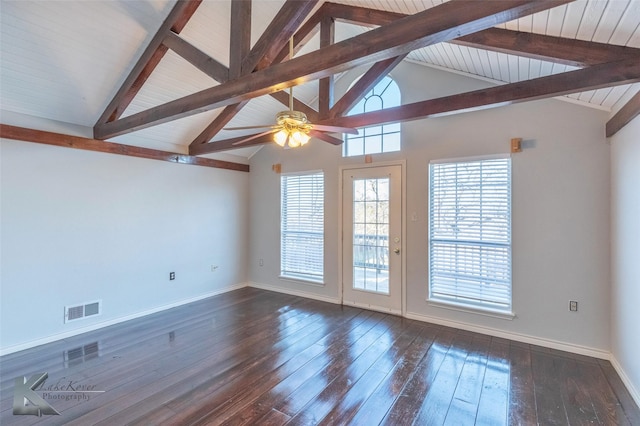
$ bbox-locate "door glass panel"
[352,178,390,294]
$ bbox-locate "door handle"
[393,248,400,254]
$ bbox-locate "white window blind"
[429,157,512,312]
[281,172,324,282]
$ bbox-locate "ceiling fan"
[225,39,358,148]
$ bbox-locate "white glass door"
[342,165,402,313]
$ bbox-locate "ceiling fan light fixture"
[274,129,288,147]
[292,130,310,146]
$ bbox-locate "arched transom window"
[343,75,401,157]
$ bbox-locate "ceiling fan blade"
[309,130,343,145]
[311,124,359,135]
[224,124,279,131]
[232,129,277,146]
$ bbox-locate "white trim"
[338,160,407,317]
[405,311,610,360]
[343,299,402,316]
[278,275,325,287]
[427,300,515,320]
[248,281,341,305]
[429,153,511,164]
[280,168,324,177]
[610,355,640,408]
[0,283,247,356]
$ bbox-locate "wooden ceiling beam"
[191,101,250,146]
[318,16,335,118]
[606,90,640,137]
[323,2,639,67]
[243,0,320,74]
[309,129,343,145]
[271,4,326,65]
[190,0,318,147]
[189,132,274,155]
[97,0,570,140]
[322,2,404,26]
[162,31,229,83]
[453,27,640,67]
[322,58,640,129]
[330,54,407,119]
[95,0,202,125]
[229,0,252,79]
[0,125,249,172]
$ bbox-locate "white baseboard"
[248,281,341,305]
[610,355,640,408]
[0,282,248,356]
[405,311,610,360]
[342,299,402,316]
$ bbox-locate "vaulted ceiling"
[1,0,639,171]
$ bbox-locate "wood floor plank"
[443,334,491,425]
[507,342,537,425]
[379,327,458,425]
[346,324,441,426]
[554,355,600,424]
[287,318,417,425]
[411,331,478,425]
[591,360,636,425]
[474,337,511,426]
[318,322,428,425]
[1,288,638,426]
[530,348,569,425]
[271,314,398,419]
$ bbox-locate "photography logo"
[13,372,104,417]
[13,373,60,416]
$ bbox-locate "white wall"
[610,115,640,403]
[249,62,612,355]
[0,136,249,353]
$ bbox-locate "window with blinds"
[428,156,512,313]
[281,172,324,282]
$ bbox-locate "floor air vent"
[65,301,101,323]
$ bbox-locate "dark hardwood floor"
[1,288,638,425]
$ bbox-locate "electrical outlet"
[169,272,175,280]
[259,259,264,267]
[569,300,578,312]
[211,265,219,272]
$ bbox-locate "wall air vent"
[65,300,101,323]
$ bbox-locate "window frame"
[343,75,401,157]
[428,155,514,318]
[280,171,325,284]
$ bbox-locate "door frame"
[338,160,406,316]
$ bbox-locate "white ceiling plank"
[477,50,494,80]
[528,58,543,80]
[545,3,568,37]
[609,1,640,46]
[608,83,640,112]
[507,54,519,83]
[589,87,614,106]
[531,9,550,34]
[495,52,510,82]
[576,0,609,41]
[560,1,587,38]
[592,0,631,44]
[487,51,504,82]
